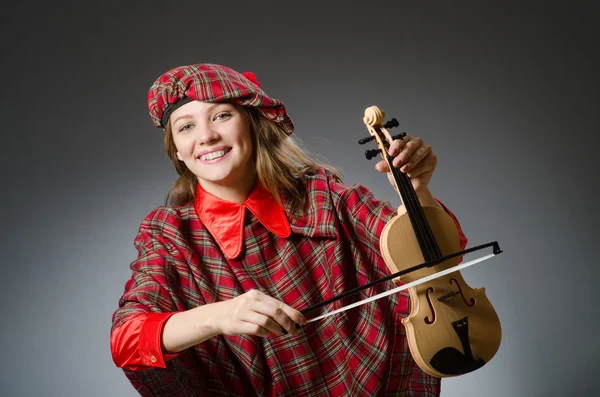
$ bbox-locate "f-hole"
[450,279,475,307]
[425,287,435,324]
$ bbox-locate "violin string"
[382,131,429,254]
[405,168,441,259]
[391,132,441,259]
[384,129,439,261]
[392,163,437,261]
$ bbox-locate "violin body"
[381,203,502,377]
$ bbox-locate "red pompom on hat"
[147,63,293,134]
[241,72,260,87]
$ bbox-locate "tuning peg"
[383,118,399,129]
[358,136,375,145]
[391,132,407,140]
[365,149,381,160]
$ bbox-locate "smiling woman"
[169,101,255,204]
[109,63,468,397]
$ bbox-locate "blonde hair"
[163,103,342,215]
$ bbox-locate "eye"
[179,123,194,132]
[214,112,232,121]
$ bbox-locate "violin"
[300,105,503,378]
[361,105,502,377]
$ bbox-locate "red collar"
[193,181,291,259]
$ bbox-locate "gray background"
[1,1,598,396]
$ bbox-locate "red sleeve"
[110,207,193,372]
[434,197,468,253]
[110,312,182,371]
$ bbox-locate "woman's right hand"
[217,289,307,337]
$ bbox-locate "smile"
[198,148,232,162]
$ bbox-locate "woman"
[110,63,468,396]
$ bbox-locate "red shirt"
[111,168,467,396]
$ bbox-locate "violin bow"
[301,242,502,323]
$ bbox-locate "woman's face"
[170,100,255,200]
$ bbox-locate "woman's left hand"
[374,135,437,191]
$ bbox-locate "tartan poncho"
[111,168,467,396]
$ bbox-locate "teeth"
[200,150,227,161]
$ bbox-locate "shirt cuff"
[139,312,179,368]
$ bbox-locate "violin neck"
[385,145,443,263]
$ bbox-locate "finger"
[242,312,284,336]
[278,299,307,328]
[387,136,409,156]
[246,289,307,330]
[254,299,303,335]
[239,321,272,337]
[271,300,301,335]
[247,290,306,326]
[400,145,432,173]
[406,153,437,178]
[393,137,423,169]
[267,296,307,326]
[374,159,390,173]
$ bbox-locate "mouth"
[197,147,232,162]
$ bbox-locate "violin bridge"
[437,290,461,302]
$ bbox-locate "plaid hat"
[147,63,294,134]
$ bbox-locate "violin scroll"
[363,106,385,127]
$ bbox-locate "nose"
[195,121,219,145]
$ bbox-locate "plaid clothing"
[147,63,294,133]
[111,168,466,396]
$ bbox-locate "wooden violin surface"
[381,205,501,377]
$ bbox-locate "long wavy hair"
[163,102,342,215]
